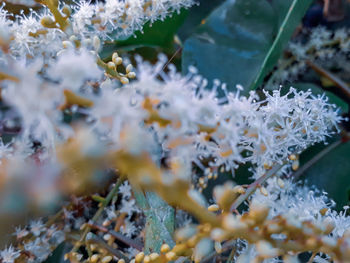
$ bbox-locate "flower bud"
[165,252,176,261]
[127,72,136,79]
[126,64,133,74]
[41,16,56,28]
[135,252,144,263]
[62,5,72,17]
[107,62,116,70]
[101,256,112,263]
[112,52,119,63]
[214,241,222,253]
[93,35,101,52]
[193,239,213,263]
[115,57,123,65]
[90,254,99,263]
[161,244,170,253]
[120,77,129,84]
[256,241,280,258]
[208,204,220,212]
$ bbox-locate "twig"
[86,222,143,251]
[307,252,317,263]
[71,178,123,253]
[230,162,286,212]
[201,241,236,263]
[86,236,129,262]
[306,60,350,104]
[97,58,123,80]
[292,140,342,181]
[226,247,236,263]
[161,47,182,72]
[323,0,345,22]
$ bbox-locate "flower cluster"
[0,1,349,263]
[270,27,350,85]
[0,0,195,57]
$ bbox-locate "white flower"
[30,219,46,236]
[49,49,102,91]
[0,246,20,263]
[120,198,140,216]
[119,181,132,199]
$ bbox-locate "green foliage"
[100,9,189,60]
[251,0,313,89]
[44,243,69,263]
[300,141,350,210]
[181,0,312,95]
[133,190,175,253]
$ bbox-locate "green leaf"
[100,9,189,60]
[299,141,350,210]
[251,0,313,89]
[133,189,175,253]
[177,0,226,41]
[182,0,312,95]
[44,243,70,263]
[144,192,175,253]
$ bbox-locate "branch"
[230,162,286,212]
[292,140,342,181]
[306,60,350,105]
[86,222,143,251]
[71,178,123,253]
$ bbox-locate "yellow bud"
[102,219,111,227]
[160,244,170,254]
[165,252,176,261]
[101,256,113,263]
[107,61,116,70]
[143,255,151,263]
[233,185,246,194]
[112,52,119,63]
[90,244,97,251]
[256,241,280,258]
[62,5,71,17]
[103,234,112,241]
[149,253,159,261]
[277,178,284,188]
[208,204,220,212]
[41,16,57,28]
[126,64,133,74]
[249,201,269,225]
[127,72,136,79]
[90,254,99,263]
[118,259,126,263]
[292,159,299,171]
[62,40,74,49]
[259,186,268,196]
[320,207,328,216]
[135,252,144,263]
[93,35,101,51]
[115,57,123,65]
[289,154,297,160]
[120,77,129,84]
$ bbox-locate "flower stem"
[230,162,286,212]
[71,178,123,253]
